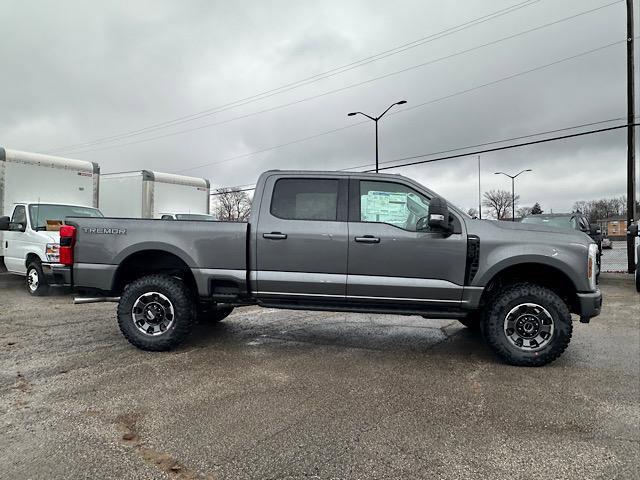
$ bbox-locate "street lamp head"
[396,100,407,105]
[347,112,357,117]
[525,169,532,172]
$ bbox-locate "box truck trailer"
[0,147,101,294]
[99,170,210,218]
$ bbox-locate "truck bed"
[66,217,248,295]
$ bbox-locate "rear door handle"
[263,232,287,240]
[354,235,380,244]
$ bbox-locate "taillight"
[59,225,76,266]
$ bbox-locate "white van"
[0,202,103,295]
[99,170,210,218]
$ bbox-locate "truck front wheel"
[117,275,195,351]
[482,283,572,367]
[26,261,49,296]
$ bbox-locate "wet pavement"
[1,272,639,479]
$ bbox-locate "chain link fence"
[600,240,629,273]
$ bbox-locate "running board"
[74,296,120,305]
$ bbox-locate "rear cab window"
[270,178,340,221]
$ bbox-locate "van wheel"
[198,305,234,323]
[117,275,195,351]
[26,261,49,296]
[482,283,572,367]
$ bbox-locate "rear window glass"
[270,178,338,221]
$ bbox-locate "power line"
[43,0,541,154]
[209,118,629,194]
[53,1,621,157]
[182,38,625,175]
[341,116,626,171]
[370,123,637,172]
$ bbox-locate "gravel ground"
[0,273,638,479]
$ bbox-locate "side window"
[271,178,339,221]
[359,181,430,231]
[11,205,26,225]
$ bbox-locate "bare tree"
[466,207,478,218]
[212,188,252,222]
[573,195,626,223]
[483,189,518,220]
[517,206,533,218]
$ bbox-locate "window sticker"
[361,191,409,226]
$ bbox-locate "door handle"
[263,232,287,240]
[354,235,380,244]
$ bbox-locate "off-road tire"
[198,305,234,323]
[482,282,572,367]
[26,260,49,296]
[117,275,194,351]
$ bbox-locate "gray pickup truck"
[60,170,602,366]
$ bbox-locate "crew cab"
[0,202,103,295]
[60,171,601,366]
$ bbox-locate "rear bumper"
[42,263,71,286]
[575,289,602,321]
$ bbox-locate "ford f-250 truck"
[59,170,602,366]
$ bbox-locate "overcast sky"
[1,0,637,215]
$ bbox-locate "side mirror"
[629,223,639,237]
[0,216,9,231]
[589,225,601,235]
[427,197,451,233]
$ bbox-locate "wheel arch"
[478,261,580,312]
[112,249,196,296]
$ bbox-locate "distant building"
[597,216,627,239]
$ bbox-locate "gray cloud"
[0,0,636,215]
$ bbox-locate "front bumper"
[42,263,71,286]
[576,289,602,322]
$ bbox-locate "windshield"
[521,215,576,229]
[29,204,103,231]
[174,214,216,221]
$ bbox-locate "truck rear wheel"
[117,274,195,351]
[482,282,572,367]
[26,261,49,296]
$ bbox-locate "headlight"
[45,243,60,263]
[587,243,598,290]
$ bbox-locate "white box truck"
[99,170,211,219]
[0,147,101,294]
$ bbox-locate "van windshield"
[29,204,103,231]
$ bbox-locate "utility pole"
[627,0,637,273]
[478,156,482,219]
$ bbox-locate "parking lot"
[1,272,638,480]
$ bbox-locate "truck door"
[347,179,467,304]
[4,205,29,274]
[255,175,348,298]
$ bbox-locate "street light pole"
[494,169,532,221]
[348,100,407,173]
